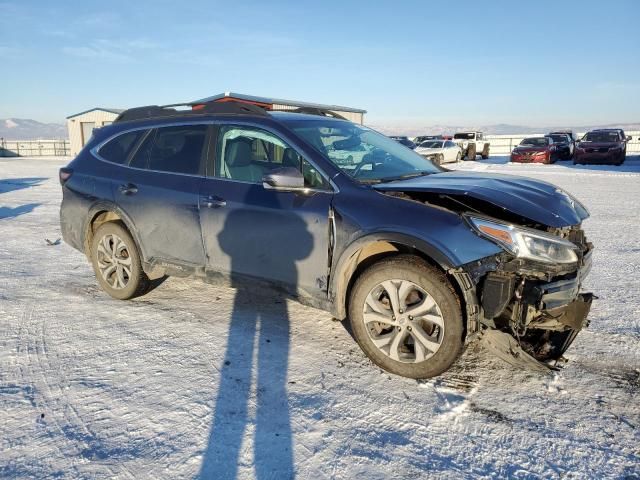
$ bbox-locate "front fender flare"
[328,231,458,320]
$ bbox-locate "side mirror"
[627,136,632,141]
[262,167,305,191]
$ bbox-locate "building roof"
[66,107,125,119]
[191,92,367,114]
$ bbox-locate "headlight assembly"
[467,216,579,265]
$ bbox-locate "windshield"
[418,141,444,148]
[454,133,475,140]
[287,120,441,183]
[583,131,620,143]
[519,137,549,147]
[549,135,568,143]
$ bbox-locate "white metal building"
[66,108,123,156]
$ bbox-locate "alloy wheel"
[362,279,445,363]
[96,233,132,289]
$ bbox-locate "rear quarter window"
[98,130,147,164]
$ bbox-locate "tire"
[348,255,464,379]
[91,222,149,300]
[435,153,444,165]
[481,144,489,160]
[466,143,477,161]
[456,152,461,162]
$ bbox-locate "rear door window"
[148,125,207,175]
[99,130,147,164]
[129,125,207,175]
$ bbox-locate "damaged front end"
[465,223,594,370]
[373,173,594,371]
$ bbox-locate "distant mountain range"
[1,117,639,141]
[0,118,68,140]
[367,122,640,136]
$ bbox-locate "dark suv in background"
[60,100,594,378]
[574,129,628,165]
[546,133,573,160]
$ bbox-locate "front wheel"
[456,152,461,162]
[91,222,149,300]
[348,255,464,379]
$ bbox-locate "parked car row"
[390,127,633,167]
[511,128,632,165]
[390,131,491,164]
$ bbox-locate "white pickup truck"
[453,131,490,160]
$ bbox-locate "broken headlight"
[467,216,579,265]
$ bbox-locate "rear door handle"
[201,195,226,208]
[119,183,138,195]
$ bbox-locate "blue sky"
[1,0,639,126]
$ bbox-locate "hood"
[373,171,589,228]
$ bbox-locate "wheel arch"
[329,232,473,322]
[84,202,147,262]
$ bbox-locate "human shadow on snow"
[199,185,313,479]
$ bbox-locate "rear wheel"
[348,255,464,379]
[91,222,149,300]
[466,143,477,161]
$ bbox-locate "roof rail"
[113,100,269,123]
[290,107,347,120]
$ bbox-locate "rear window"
[99,130,147,164]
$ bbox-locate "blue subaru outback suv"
[60,101,594,378]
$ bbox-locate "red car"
[574,130,626,165]
[510,137,559,164]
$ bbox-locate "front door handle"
[119,183,138,195]
[201,195,226,208]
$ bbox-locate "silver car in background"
[414,140,462,165]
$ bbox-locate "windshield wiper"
[377,171,434,183]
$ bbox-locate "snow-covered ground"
[1,155,639,479]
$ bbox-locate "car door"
[110,124,209,268]
[198,123,334,300]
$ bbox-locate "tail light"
[59,167,73,185]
